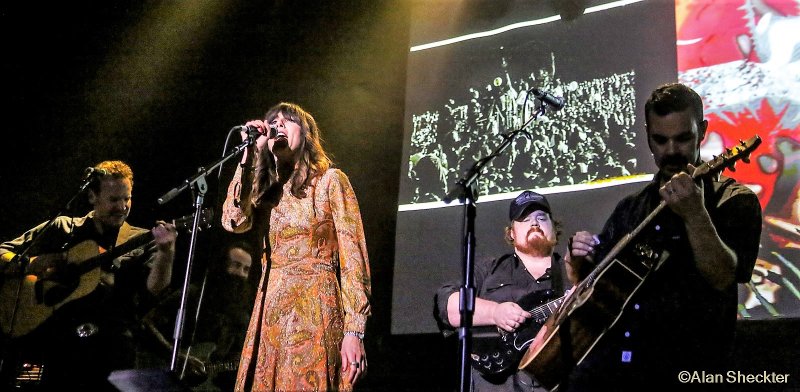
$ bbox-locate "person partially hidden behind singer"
[433,190,570,392]
[0,160,178,390]
[562,83,762,390]
[139,239,255,391]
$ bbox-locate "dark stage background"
[1,1,797,390]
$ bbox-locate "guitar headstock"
[172,208,215,232]
[691,135,762,178]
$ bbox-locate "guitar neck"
[589,201,667,282]
[585,136,762,285]
[84,212,202,273]
[74,232,155,275]
[529,295,567,321]
[206,360,238,374]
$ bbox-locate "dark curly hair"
[644,83,704,131]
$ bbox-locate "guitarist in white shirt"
[0,160,178,390]
[434,191,571,392]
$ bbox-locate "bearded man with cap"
[433,190,570,392]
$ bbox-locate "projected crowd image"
[677,0,800,319]
[406,67,639,204]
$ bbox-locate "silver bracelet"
[344,331,364,340]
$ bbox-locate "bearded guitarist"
[434,191,570,392]
[0,160,178,390]
[139,240,255,391]
[557,83,762,391]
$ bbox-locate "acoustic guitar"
[518,136,762,390]
[0,209,212,338]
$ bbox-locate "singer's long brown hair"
[252,102,332,207]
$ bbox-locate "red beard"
[518,227,556,256]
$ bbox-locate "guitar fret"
[527,295,565,319]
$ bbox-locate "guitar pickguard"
[470,291,566,376]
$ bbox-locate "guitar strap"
[708,175,734,210]
[115,222,148,250]
[550,253,565,295]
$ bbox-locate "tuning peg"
[727,162,737,172]
[742,153,751,164]
[711,154,719,163]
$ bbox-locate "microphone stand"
[156,128,259,377]
[0,171,95,375]
[444,103,547,392]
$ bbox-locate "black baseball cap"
[509,190,551,221]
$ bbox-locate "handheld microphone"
[529,88,566,111]
[235,124,278,139]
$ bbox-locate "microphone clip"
[82,167,108,181]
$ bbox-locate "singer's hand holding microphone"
[235,121,279,154]
[235,121,278,141]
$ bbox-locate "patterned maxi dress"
[222,167,371,392]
